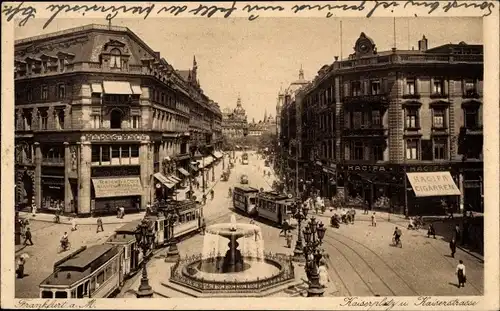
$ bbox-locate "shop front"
[41,176,65,212]
[339,163,461,215]
[91,177,143,216]
[320,164,337,199]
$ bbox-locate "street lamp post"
[291,200,308,260]
[134,219,155,298]
[302,216,326,297]
[165,213,180,262]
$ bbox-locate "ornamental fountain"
[166,214,297,297]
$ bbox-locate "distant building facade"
[279,33,484,215]
[248,111,276,137]
[222,96,249,139]
[14,24,222,216]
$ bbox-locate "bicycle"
[392,236,402,248]
[58,241,71,253]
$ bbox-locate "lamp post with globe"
[165,213,180,262]
[134,219,155,298]
[302,216,326,297]
[290,200,309,260]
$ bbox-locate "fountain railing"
[169,252,295,293]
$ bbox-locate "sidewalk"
[18,211,146,225]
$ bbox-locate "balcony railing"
[42,157,64,165]
[343,94,389,106]
[335,53,482,71]
[463,90,481,99]
[343,125,388,137]
[430,93,448,99]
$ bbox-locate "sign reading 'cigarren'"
[406,172,461,197]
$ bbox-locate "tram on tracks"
[255,191,296,226]
[39,199,203,298]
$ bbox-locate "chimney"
[418,35,428,52]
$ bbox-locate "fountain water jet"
[168,214,296,296]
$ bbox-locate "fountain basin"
[169,252,295,294]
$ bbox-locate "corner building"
[14,24,222,216]
[294,33,483,215]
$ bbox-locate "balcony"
[462,125,483,135]
[462,90,481,99]
[42,157,64,166]
[343,94,389,107]
[402,93,421,99]
[430,93,448,99]
[343,125,388,138]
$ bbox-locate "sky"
[15,17,482,122]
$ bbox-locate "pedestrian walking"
[371,212,377,227]
[363,201,369,215]
[71,217,78,231]
[350,208,356,224]
[449,238,457,258]
[456,260,466,287]
[120,206,125,219]
[23,227,33,245]
[96,217,104,233]
[31,204,37,217]
[210,189,215,200]
[454,224,461,242]
[202,194,207,205]
[318,259,329,288]
[279,219,290,236]
[286,233,292,248]
[427,223,436,238]
[16,257,25,279]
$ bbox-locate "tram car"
[256,191,296,226]
[233,186,259,215]
[39,244,124,298]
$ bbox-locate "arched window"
[110,49,121,68]
[110,109,123,129]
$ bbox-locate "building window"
[464,108,479,128]
[352,111,362,129]
[405,109,419,129]
[353,141,364,160]
[351,81,361,96]
[433,78,444,95]
[371,80,381,95]
[59,59,65,72]
[56,110,65,129]
[373,144,384,161]
[27,88,32,101]
[110,49,121,68]
[131,116,139,129]
[406,78,416,95]
[433,138,447,160]
[42,61,48,72]
[92,115,101,129]
[41,85,49,100]
[40,110,48,130]
[110,109,123,129]
[464,79,477,96]
[57,84,65,99]
[406,139,419,160]
[433,108,445,128]
[372,110,381,126]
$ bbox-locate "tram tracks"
[322,232,419,296]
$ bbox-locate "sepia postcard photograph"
[1,1,499,310]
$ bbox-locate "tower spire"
[299,65,304,80]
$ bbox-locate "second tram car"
[256,191,295,226]
[233,186,259,215]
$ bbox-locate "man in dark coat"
[449,238,457,258]
[96,217,104,233]
[24,227,33,245]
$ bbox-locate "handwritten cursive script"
[16,299,97,309]
[1,1,496,29]
[44,3,156,29]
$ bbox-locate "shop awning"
[178,168,190,177]
[91,83,103,93]
[169,175,182,183]
[131,85,142,95]
[406,172,461,197]
[154,173,176,189]
[197,157,213,168]
[92,177,143,198]
[102,81,133,95]
[212,151,223,159]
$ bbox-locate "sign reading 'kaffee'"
[406,172,461,197]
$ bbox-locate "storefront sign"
[91,166,140,177]
[341,164,393,172]
[92,177,143,198]
[405,165,452,172]
[406,172,460,197]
